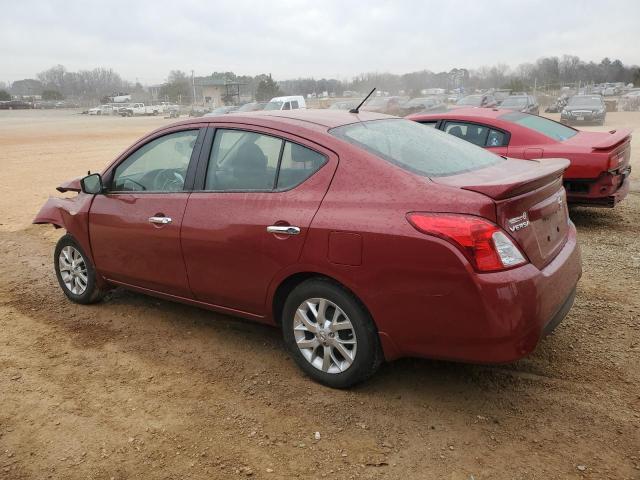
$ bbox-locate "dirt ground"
[0,109,639,480]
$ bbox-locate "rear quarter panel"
[288,140,500,359]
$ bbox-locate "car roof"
[165,109,393,130]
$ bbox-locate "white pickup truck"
[120,103,166,117]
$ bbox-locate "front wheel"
[54,234,105,304]
[281,278,383,388]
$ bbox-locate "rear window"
[499,112,577,141]
[330,118,503,177]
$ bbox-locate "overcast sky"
[2,0,640,84]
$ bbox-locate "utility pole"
[191,70,196,106]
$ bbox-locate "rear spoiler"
[460,158,570,200]
[592,129,632,151]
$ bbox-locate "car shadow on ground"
[96,287,555,398]
[568,205,626,229]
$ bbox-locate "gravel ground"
[0,109,639,479]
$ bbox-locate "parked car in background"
[264,95,306,111]
[88,105,115,116]
[189,106,211,117]
[408,108,631,207]
[361,96,404,114]
[560,95,606,125]
[620,90,640,111]
[451,94,498,109]
[203,106,239,117]
[329,100,358,110]
[499,95,539,115]
[120,103,166,117]
[0,100,33,110]
[34,109,581,388]
[397,97,446,115]
[236,102,268,112]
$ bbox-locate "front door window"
[112,130,199,192]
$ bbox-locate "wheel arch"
[271,270,402,361]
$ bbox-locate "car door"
[181,126,338,317]
[89,127,204,297]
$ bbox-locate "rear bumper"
[566,167,631,207]
[386,224,582,363]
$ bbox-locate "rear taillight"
[406,213,528,272]
[608,152,621,171]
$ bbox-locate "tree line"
[3,55,639,104]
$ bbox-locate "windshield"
[263,101,283,111]
[568,96,603,107]
[330,119,503,177]
[499,112,577,141]
[456,95,482,106]
[501,97,527,107]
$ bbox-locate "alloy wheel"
[58,245,88,295]
[293,298,357,374]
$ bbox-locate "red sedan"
[34,110,581,387]
[408,108,631,207]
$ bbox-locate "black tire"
[54,234,105,304]
[281,278,383,388]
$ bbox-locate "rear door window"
[486,129,507,147]
[276,142,326,190]
[291,100,299,109]
[205,129,281,191]
[444,121,489,147]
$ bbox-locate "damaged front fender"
[33,192,99,278]
[33,195,91,229]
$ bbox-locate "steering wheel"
[154,169,184,191]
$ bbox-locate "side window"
[444,122,489,147]
[205,129,281,191]
[276,142,326,190]
[291,100,299,109]
[486,129,507,147]
[282,102,291,110]
[112,130,199,192]
[419,121,438,129]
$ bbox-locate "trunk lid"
[434,158,571,269]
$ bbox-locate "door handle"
[149,216,172,225]
[267,225,300,235]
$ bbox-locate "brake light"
[608,152,620,171]
[406,213,528,272]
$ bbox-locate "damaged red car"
[408,108,632,207]
[35,110,581,387]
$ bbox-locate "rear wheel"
[54,234,105,304]
[281,278,382,388]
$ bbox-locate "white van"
[264,95,306,111]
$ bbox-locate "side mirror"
[80,173,103,194]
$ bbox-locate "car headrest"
[235,143,267,171]
[448,126,463,137]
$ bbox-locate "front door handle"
[267,225,300,235]
[149,216,172,225]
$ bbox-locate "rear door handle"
[149,216,172,225]
[267,225,300,235]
